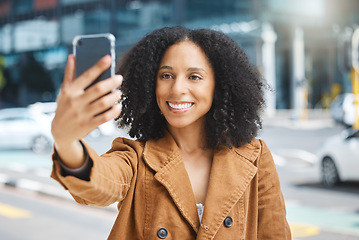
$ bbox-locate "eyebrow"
[159,66,173,70]
[187,67,206,73]
[159,66,207,73]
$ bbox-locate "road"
[1,120,359,239]
[260,120,359,239]
[0,186,116,240]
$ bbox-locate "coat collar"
[143,131,260,236]
[198,142,260,238]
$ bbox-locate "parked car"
[29,102,118,138]
[88,119,118,138]
[28,101,57,117]
[316,128,359,187]
[0,107,53,153]
[330,93,357,127]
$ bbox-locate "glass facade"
[0,0,358,111]
[0,0,257,107]
[0,0,256,51]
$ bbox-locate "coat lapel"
[197,141,260,239]
[143,131,200,233]
[143,131,261,237]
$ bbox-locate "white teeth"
[168,102,193,110]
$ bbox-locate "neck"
[167,124,208,153]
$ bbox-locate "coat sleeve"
[257,140,292,239]
[51,137,142,207]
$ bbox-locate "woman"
[51,26,291,239]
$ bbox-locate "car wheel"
[321,157,340,187]
[31,135,51,154]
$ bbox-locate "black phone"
[73,33,116,89]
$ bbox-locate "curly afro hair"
[116,26,265,148]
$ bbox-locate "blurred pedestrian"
[51,26,291,239]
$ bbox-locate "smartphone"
[73,33,116,89]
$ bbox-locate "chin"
[165,117,205,130]
[166,122,190,129]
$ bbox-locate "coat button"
[224,216,233,227]
[157,228,168,239]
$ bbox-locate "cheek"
[155,80,165,97]
[155,84,165,108]
[204,83,215,102]
[155,89,163,103]
[155,81,161,99]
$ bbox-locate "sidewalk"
[262,109,335,129]
[0,150,118,211]
[0,151,72,201]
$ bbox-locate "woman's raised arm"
[51,54,122,169]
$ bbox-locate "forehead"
[159,41,212,69]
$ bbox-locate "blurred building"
[261,0,359,115]
[0,0,358,113]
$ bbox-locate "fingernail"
[102,55,111,63]
[115,75,123,83]
[115,102,122,110]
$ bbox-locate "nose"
[170,76,187,95]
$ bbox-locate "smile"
[167,102,194,110]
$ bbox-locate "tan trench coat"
[51,131,291,239]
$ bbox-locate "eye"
[189,75,202,81]
[160,73,173,79]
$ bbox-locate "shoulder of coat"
[230,138,263,163]
[111,137,145,152]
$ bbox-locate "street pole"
[261,22,277,116]
[351,28,359,130]
[291,26,307,121]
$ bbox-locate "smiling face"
[156,40,215,132]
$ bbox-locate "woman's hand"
[51,54,122,168]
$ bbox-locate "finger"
[81,75,123,105]
[72,55,112,91]
[62,55,76,89]
[87,89,122,117]
[90,102,122,130]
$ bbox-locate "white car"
[28,101,57,117]
[316,129,359,187]
[29,101,118,138]
[330,93,357,127]
[0,108,53,153]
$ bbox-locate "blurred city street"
[1,0,359,239]
[0,111,358,240]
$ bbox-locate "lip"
[166,101,194,112]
